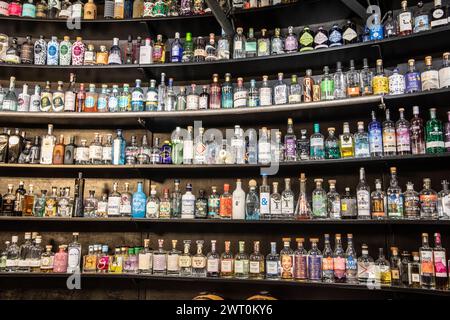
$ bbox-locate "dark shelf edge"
[0,272,448,296]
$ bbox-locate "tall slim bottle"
[72,172,85,217]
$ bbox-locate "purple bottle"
[445,111,450,152]
[180,0,192,16]
[404,59,422,94]
[160,140,173,164]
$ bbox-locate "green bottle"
[320,66,334,101]
[325,127,340,159]
[182,32,193,62]
[426,108,445,154]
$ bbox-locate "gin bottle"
[206,240,220,277]
[192,240,207,277]
[405,59,422,93]
[112,129,126,165]
[382,109,397,156]
[388,68,405,95]
[193,127,206,164]
[410,106,426,154]
[231,125,245,164]
[426,108,445,153]
[295,173,311,220]
[419,233,435,288]
[171,179,182,218]
[245,180,259,220]
[390,247,402,286]
[327,180,341,219]
[333,61,347,99]
[157,73,166,111]
[310,123,324,160]
[259,175,270,219]
[146,185,160,218]
[284,118,297,161]
[208,186,220,219]
[396,108,411,155]
[107,182,121,217]
[322,234,334,282]
[375,248,392,285]
[217,29,230,60]
[46,36,59,66]
[281,178,294,219]
[371,179,386,219]
[2,76,17,112]
[270,28,284,55]
[34,36,47,65]
[339,122,354,158]
[430,0,448,28]
[312,179,327,219]
[433,233,449,290]
[421,56,439,91]
[419,178,438,219]
[354,121,370,158]
[372,59,389,95]
[288,74,302,104]
[279,238,294,279]
[356,167,371,219]
[257,28,270,56]
[438,180,450,219]
[284,26,298,53]
[269,182,282,219]
[247,79,259,107]
[245,28,257,58]
[232,27,246,59]
[383,11,397,38]
[308,238,322,282]
[181,183,195,219]
[357,244,375,284]
[297,129,309,160]
[387,167,404,219]
[183,126,193,164]
[299,26,314,52]
[220,241,233,278]
[313,26,329,49]
[404,181,420,219]
[194,190,207,219]
[345,234,358,283]
[153,239,167,275]
[6,236,20,272]
[346,59,361,97]
[341,187,357,219]
[67,232,82,273]
[258,127,271,164]
[159,188,172,219]
[292,238,307,280]
[439,52,450,89]
[360,58,373,95]
[221,73,233,109]
[320,66,334,101]
[233,78,247,108]
[234,241,249,279]
[265,242,280,279]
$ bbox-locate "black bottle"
[72,172,85,217]
[329,24,343,47]
[64,136,76,164]
[29,136,41,164]
[7,128,24,163]
[314,26,329,50]
[13,181,26,216]
[18,140,33,164]
[0,128,9,163]
[194,189,208,219]
[342,20,359,44]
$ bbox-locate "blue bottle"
[112,129,126,165]
[404,59,422,94]
[46,36,59,66]
[310,123,325,160]
[160,140,172,164]
[124,0,133,18]
[132,182,147,218]
[170,32,184,63]
[328,24,343,47]
[221,73,233,109]
[368,111,383,157]
[369,13,384,41]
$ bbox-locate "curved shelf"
[0,88,449,130]
[1,26,450,83]
[2,13,221,39]
[0,154,448,178]
[0,272,448,297]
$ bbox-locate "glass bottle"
[311,179,327,219]
[339,122,354,158]
[219,241,233,278]
[217,29,230,60]
[396,108,411,155]
[206,240,220,277]
[234,241,249,279]
[346,59,361,97]
[438,180,450,219]
[181,183,195,219]
[433,233,448,290]
[232,27,246,59]
[295,173,311,220]
[405,59,422,93]
[171,179,182,218]
[356,167,371,219]
[320,66,334,101]
[326,180,340,219]
[284,26,298,53]
[387,167,404,219]
[383,11,397,38]
[360,58,374,95]
[354,121,370,158]
[107,182,121,217]
[145,184,160,219]
[388,68,406,95]
[314,26,329,49]
[333,61,347,99]
[341,187,357,219]
[297,129,310,161]
[409,252,421,287]
[270,28,284,55]
[191,240,207,277]
[372,59,389,95]
[389,247,402,286]
[233,78,247,108]
[375,248,391,286]
[307,238,322,282]
[410,106,426,154]
[310,123,324,160]
[193,36,206,62]
[398,0,413,35]
[219,184,232,219]
[421,56,440,91]
[370,179,385,219]
[166,240,180,276]
[419,178,438,219]
[152,239,167,275]
[439,52,450,89]
[299,26,314,52]
[419,233,435,288]
[426,108,445,153]
[357,244,375,284]
[382,109,397,156]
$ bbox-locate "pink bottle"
[53,245,69,273]
[71,37,85,66]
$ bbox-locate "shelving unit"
[1,0,449,300]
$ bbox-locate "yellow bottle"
[114,0,125,19]
[83,0,97,19]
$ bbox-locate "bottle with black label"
[2,184,15,216]
[64,136,76,164]
[29,136,41,164]
[328,24,343,47]
[13,182,26,216]
[431,0,448,28]
[72,172,85,217]
[342,20,359,44]
[7,128,24,164]
[313,26,329,50]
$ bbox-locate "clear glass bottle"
[307,238,322,282]
[294,173,311,220]
[383,109,397,156]
[438,180,450,219]
[387,167,404,219]
[166,240,180,276]
[339,122,354,158]
[206,240,220,277]
[232,27,246,59]
[310,123,325,160]
[324,127,340,160]
[372,59,389,95]
[320,66,334,101]
[245,180,259,220]
[371,179,386,219]
[375,248,392,286]
[356,167,371,219]
[284,26,298,53]
[152,239,167,275]
[265,242,280,279]
[249,241,264,279]
[360,58,374,95]
[220,241,233,278]
[311,179,327,219]
[357,244,375,284]
[388,68,406,95]
[419,233,435,288]
[421,56,440,91]
[322,234,334,283]
[234,241,249,279]
[270,28,284,55]
[419,178,438,219]
[395,108,411,155]
[341,187,357,219]
[333,61,347,99]
[390,247,402,286]
[279,238,294,280]
[178,240,192,276]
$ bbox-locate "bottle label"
[64,92,75,111]
[369,127,383,153]
[0,1,8,15]
[357,190,371,216]
[89,145,103,161]
[107,197,121,216]
[167,254,179,271]
[439,67,450,89]
[108,53,122,65]
[405,72,421,93]
[312,195,326,217]
[299,33,313,48]
[266,261,278,275]
[199,96,208,110]
[259,88,272,106]
[388,74,405,95]
[284,37,297,51]
[427,140,445,149]
[260,192,270,214]
[334,257,346,278]
[219,197,232,218]
[221,260,232,273]
[98,97,108,111]
[329,30,342,45]
[414,15,429,32]
[284,138,296,158]
[102,146,112,161]
[153,256,167,272]
[249,261,261,274]
[186,95,199,110]
[281,196,294,215]
[343,28,357,42]
[22,4,36,17]
[233,91,247,108]
[270,197,281,215]
[388,194,404,217]
[396,127,411,152]
[420,251,434,274]
[383,129,396,153]
[207,258,219,273]
[308,256,322,280]
[8,3,22,15]
[421,70,439,91]
[68,247,80,269]
[373,76,389,94]
[434,251,448,277]
[181,199,195,217]
[398,12,412,32]
[322,257,334,271]
[314,32,328,46]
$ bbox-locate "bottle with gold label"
[83,245,98,273]
[339,122,354,158]
[83,0,97,19]
[132,0,143,17]
[375,247,392,285]
[372,59,389,95]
